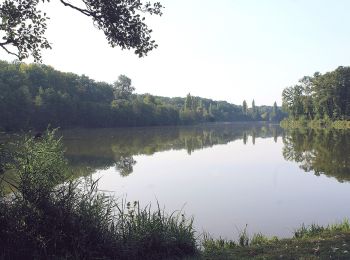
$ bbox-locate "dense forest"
[282,66,350,121]
[0,60,284,131]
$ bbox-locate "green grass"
[200,220,350,259]
[294,219,350,238]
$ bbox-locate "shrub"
[0,130,197,259]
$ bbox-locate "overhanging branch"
[0,43,20,58]
[59,0,92,16]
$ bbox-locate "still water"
[61,123,350,239]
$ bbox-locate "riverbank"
[280,118,350,129]
[200,220,350,259]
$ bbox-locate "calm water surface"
[61,123,350,239]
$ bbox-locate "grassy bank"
[280,118,350,129]
[201,220,350,259]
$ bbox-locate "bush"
[0,130,197,259]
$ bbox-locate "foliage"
[282,67,350,121]
[113,74,135,100]
[251,99,257,120]
[242,100,248,115]
[202,233,236,251]
[294,219,350,239]
[238,224,250,247]
[202,220,350,259]
[12,129,68,200]
[0,130,197,259]
[0,0,51,62]
[202,226,278,254]
[250,233,277,246]
[0,0,163,61]
[202,230,350,259]
[0,60,285,131]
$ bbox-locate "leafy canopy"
[0,0,163,62]
[113,74,135,100]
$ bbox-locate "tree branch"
[59,0,92,16]
[0,43,20,59]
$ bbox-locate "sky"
[2,0,350,105]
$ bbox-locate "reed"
[0,130,197,259]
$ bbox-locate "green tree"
[270,101,277,121]
[273,101,277,116]
[282,66,350,121]
[144,94,156,105]
[251,99,258,119]
[0,0,163,61]
[113,75,135,100]
[282,85,304,119]
[185,93,192,111]
[242,100,248,115]
[208,103,213,115]
[0,60,287,130]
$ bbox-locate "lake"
[61,123,350,239]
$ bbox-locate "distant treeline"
[282,66,350,121]
[0,60,284,131]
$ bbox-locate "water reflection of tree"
[115,156,136,177]
[282,129,350,182]
[63,124,283,177]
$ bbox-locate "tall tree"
[113,75,135,100]
[282,66,350,120]
[252,99,258,119]
[252,100,255,110]
[185,93,192,111]
[242,100,248,115]
[270,101,277,121]
[282,85,304,119]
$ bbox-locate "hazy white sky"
[2,0,350,105]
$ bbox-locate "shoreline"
[280,119,350,129]
[200,220,350,259]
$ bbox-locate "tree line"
[282,66,350,121]
[0,60,284,131]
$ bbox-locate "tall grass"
[294,219,350,239]
[0,130,197,259]
[202,220,350,255]
[201,225,277,253]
